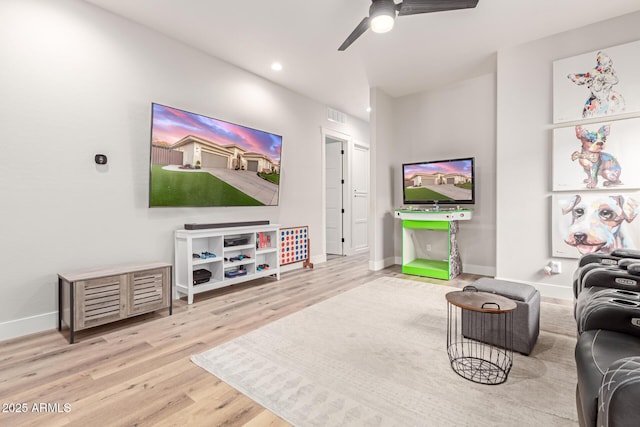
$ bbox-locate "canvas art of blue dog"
[571,124,622,189]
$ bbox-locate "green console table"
[395,209,472,280]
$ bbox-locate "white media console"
[174,224,280,304]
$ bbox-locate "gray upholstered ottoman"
[463,277,540,355]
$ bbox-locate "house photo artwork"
[553,39,640,124]
[552,117,640,191]
[551,192,640,259]
[149,103,282,207]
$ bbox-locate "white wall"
[369,88,397,270]
[374,11,640,297]
[0,0,368,340]
[496,11,640,299]
[392,74,497,275]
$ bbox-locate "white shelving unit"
[174,224,280,304]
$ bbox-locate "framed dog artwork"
[553,39,640,124]
[552,117,640,191]
[551,192,640,259]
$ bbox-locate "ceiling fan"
[338,0,479,51]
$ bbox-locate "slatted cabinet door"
[128,266,171,315]
[74,274,127,329]
[59,262,172,343]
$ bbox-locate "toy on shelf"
[257,264,270,271]
[200,251,217,259]
[225,265,247,278]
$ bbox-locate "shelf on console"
[175,224,280,304]
[224,258,254,268]
[193,257,222,266]
[256,247,277,255]
[223,243,254,252]
[403,258,450,280]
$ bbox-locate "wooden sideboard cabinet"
[58,262,172,343]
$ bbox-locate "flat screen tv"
[148,103,282,207]
[402,157,475,206]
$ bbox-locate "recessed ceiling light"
[271,62,283,71]
[366,106,372,113]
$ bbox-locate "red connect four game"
[280,226,309,266]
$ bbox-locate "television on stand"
[402,157,475,209]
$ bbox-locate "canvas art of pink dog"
[571,124,621,189]
[561,194,638,255]
[567,51,625,118]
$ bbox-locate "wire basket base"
[448,353,511,385]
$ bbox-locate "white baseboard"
[494,276,573,301]
[351,246,369,255]
[393,259,570,300]
[369,257,395,271]
[392,257,496,277]
[463,264,496,277]
[280,254,326,274]
[311,254,327,265]
[0,312,57,342]
[535,282,573,301]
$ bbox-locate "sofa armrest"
[577,293,640,338]
[598,357,640,427]
[574,264,608,298]
[581,267,640,295]
[576,331,640,427]
[610,249,640,259]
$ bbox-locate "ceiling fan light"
[370,14,395,33]
[369,0,396,34]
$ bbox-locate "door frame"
[321,127,352,256]
[324,137,345,256]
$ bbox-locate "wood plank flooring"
[0,254,482,426]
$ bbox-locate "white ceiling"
[83,0,640,121]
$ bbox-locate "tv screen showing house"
[402,157,475,205]
[149,103,282,207]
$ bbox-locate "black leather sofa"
[573,249,640,427]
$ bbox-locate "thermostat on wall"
[95,154,108,165]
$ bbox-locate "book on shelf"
[256,232,272,249]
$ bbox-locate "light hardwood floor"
[0,254,482,426]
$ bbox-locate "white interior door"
[352,143,369,253]
[325,139,344,255]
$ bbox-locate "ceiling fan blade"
[338,17,370,51]
[398,0,479,16]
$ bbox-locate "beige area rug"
[191,277,578,426]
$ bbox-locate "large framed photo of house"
[552,117,640,191]
[551,192,640,259]
[148,103,283,207]
[553,39,640,124]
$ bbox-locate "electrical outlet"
[426,244,432,251]
[550,261,562,274]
